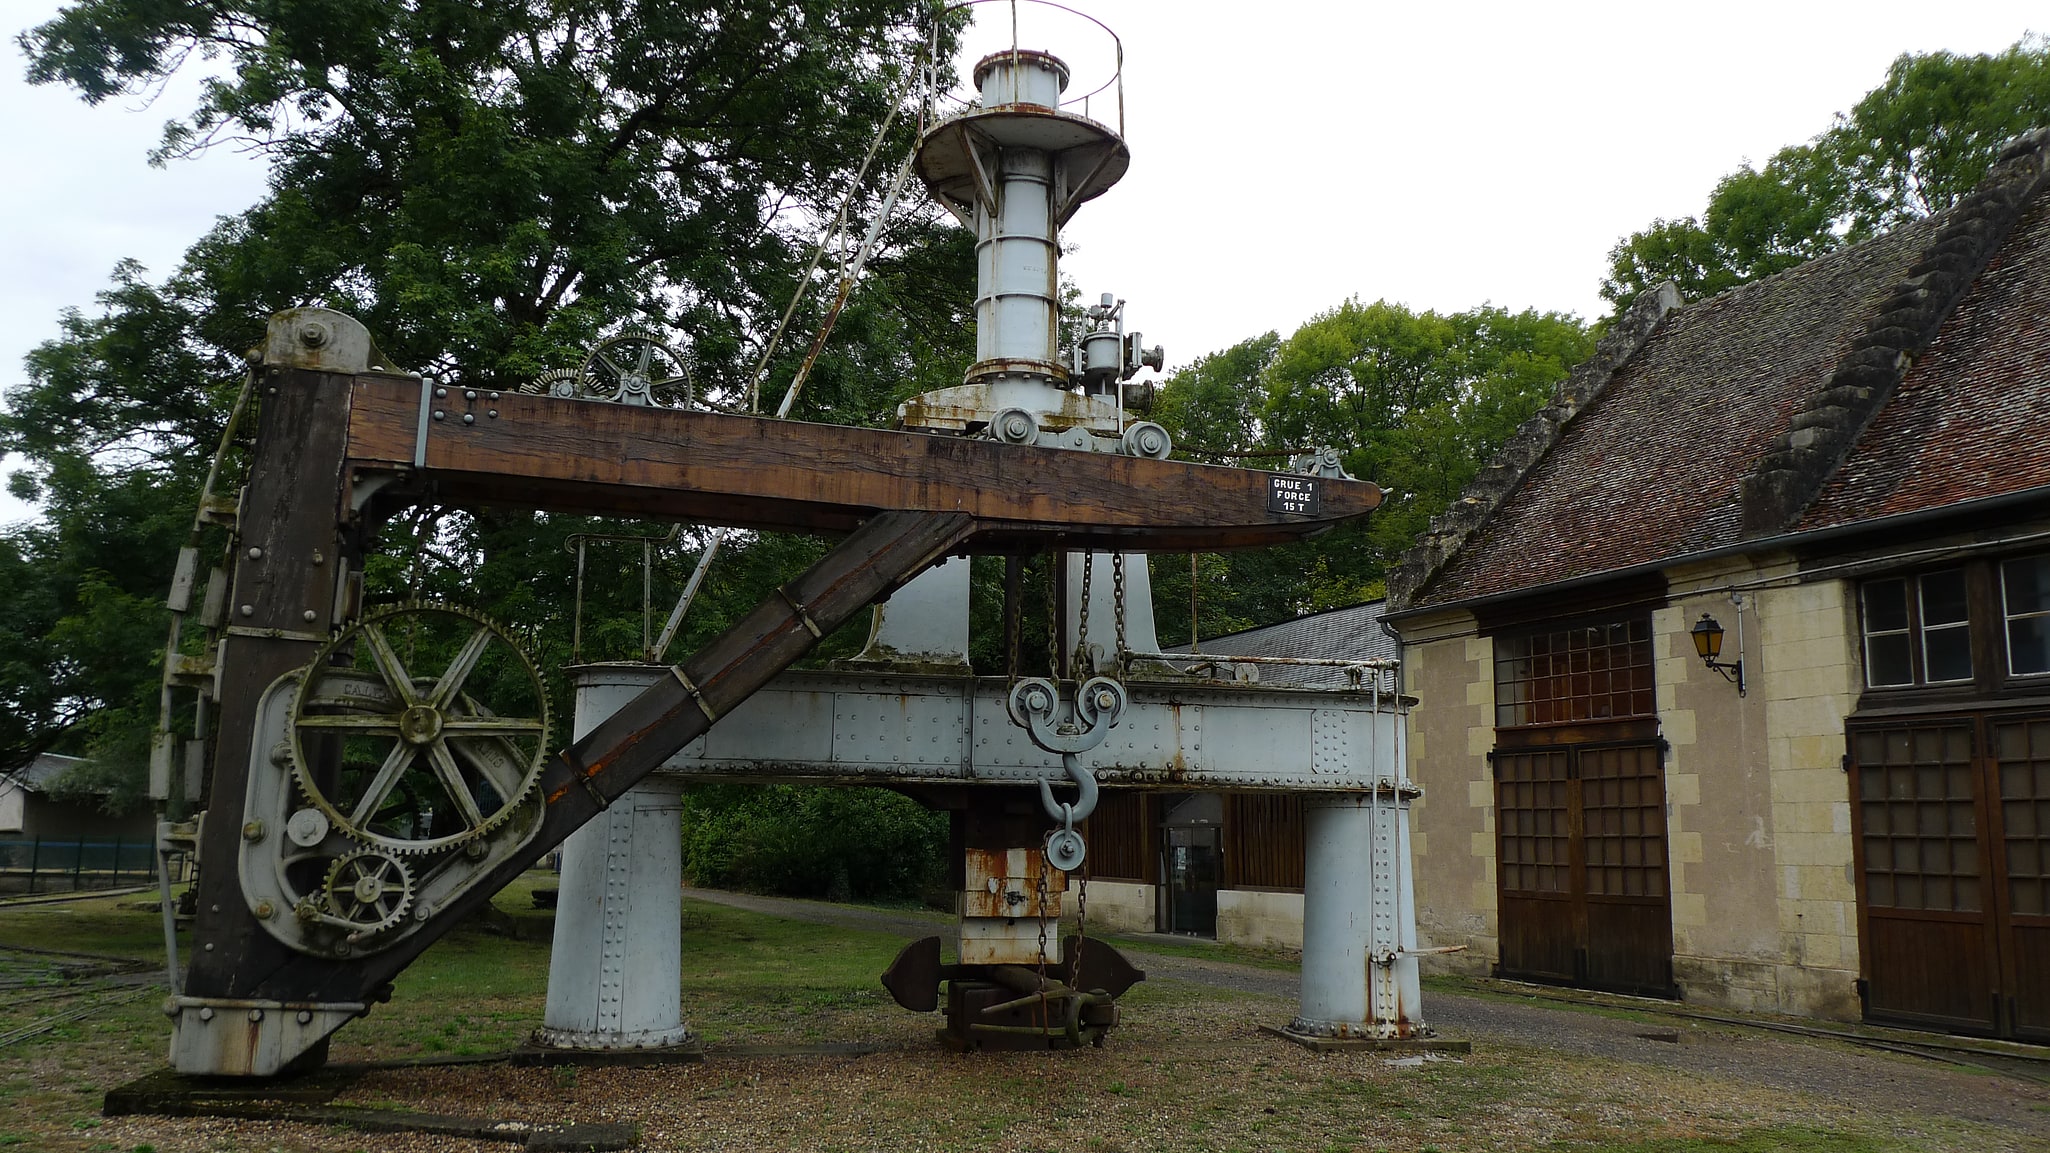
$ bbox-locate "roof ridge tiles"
[1385,282,1681,611]
[1738,127,2050,537]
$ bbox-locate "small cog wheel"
[322,850,415,933]
[290,602,551,856]
[519,368,584,398]
[580,329,693,408]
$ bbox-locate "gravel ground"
[21,889,2050,1153]
[681,888,2050,1137]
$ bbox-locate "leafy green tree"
[1149,301,1590,640]
[2,0,972,796]
[1603,37,2050,311]
[680,783,948,904]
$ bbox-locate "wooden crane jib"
[184,310,1381,1018]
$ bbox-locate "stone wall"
[1217,889,1304,950]
[1078,880,1154,936]
[1398,610,1497,976]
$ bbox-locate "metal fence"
[0,837,162,895]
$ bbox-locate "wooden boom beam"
[346,377,1380,551]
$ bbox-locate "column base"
[530,1024,695,1051]
[1259,1025,1471,1055]
[519,1034,704,1067]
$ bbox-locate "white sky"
[2,0,2043,526]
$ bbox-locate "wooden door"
[1495,741,1674,996]
[1850,710,2050,1039]
[1990,715,2050,1041]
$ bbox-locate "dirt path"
[682,887,2050,1137]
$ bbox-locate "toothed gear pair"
[518,330,693,408]
[289,602,550,856]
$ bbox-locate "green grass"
[0,881,2040,1153]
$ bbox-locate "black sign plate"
[1267,473,1322,516]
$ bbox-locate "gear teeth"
[289,601,551,858]
[581,330,693,409]
[322,849,416,934]
[522,367,583,397]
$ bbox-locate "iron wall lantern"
[1690,612,1746,696]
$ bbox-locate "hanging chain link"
[1073,852,1088,1000]
[1035,864,1051,1030]
[1043,552,1061,682]
[1111,552,1129,676]
[1072,551,1093,681]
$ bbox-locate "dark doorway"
[1848,710,2050,1041]
[1161,794,1222,937]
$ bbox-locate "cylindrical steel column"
[539,665,691,1050]
[1297,795,1373,1031]
[1294,789,1426,1039]
[975,147,1058,368]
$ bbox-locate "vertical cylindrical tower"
[540,665,691,1051]
[915,49,1129,396]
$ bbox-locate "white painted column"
[852,556,972,672]
[1294,790,1426,1039]
[539,666,691,1050]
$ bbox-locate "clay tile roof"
[1407,216,1938,610]
[1798,192,2050,528]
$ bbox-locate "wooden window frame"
[2000,555,2050,679]
[1491,615,1657,734]
[1858,551,2050,705]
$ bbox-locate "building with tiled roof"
[1384,130,2050,1040]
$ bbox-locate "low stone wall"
[1217,889,1304,950]
[1078,880,1154,935]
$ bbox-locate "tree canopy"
[1602,38,2050,311]
[1148,300,1592,640]
[2,0,973,793]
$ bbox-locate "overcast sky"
[2,1,2043,526]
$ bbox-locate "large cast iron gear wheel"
[322,849,415,933]
[290,602,551,856]
[580,329,694,408]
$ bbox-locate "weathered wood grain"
[346,379,1379,550]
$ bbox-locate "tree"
[1602,38,2050,312]
[2,0,973,791]
[1149,301,1591,639]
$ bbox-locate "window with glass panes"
[1494,619,1655,727]
[2005,554,2050,677]
[1861,569,1972,687]
[1859,552,2050,691]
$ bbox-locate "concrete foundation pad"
[1257,1025,1472,1055]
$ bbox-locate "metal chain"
[1073,854,1088,1000]
[1073,552,1093,680]
[1111,552,1129,675]
[1035,865,1051,1032]
[1043,552,1061,682]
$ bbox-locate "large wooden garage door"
[1496,740,1674,997]
[1850,710,2050,1040]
